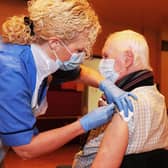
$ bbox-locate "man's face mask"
[99,58,119,83]
[54,41,85,71]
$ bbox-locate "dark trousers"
[120,149,168,168]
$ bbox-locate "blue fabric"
[0,40,39,146]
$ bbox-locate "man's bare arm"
[91,113,128,168]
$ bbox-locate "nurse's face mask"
[54,41,85,71]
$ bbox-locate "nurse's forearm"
[13,120,84,159]
[79,65,104,88]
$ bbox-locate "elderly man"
[72,30,168,168]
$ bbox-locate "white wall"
[82,58,102,113]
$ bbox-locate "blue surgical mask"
[54,41,85,71]
[59,51,85,71]
[99,58,119,83]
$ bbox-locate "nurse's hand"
[79,104,115,132]
[99,79,137,117]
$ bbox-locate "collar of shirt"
[30,43,59,109]
[31,43,58,79]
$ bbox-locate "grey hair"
[108,30,152,70]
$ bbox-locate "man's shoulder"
[131,84,156,93]
[131,84,165,106]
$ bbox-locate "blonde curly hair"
[2,15,36,44]
[2,0,101,54]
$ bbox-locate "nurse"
[0,0,135,166]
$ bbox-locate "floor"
[3,144,80,168]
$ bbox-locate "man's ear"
[48,37,60,50]
[124,49,134,68]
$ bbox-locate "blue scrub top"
[0,39,81,162]
[0,40,39,147]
